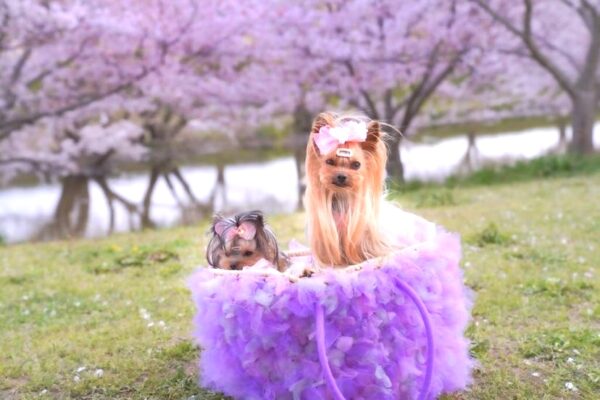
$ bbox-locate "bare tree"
[471,0,599,154]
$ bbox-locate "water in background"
[1,125,599,243]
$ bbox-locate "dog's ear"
[310,113,336,156]
[250,210,264,227]
[311,112,334,135]
[256,225,280,265]
[361,120,381,152]
[206,236,221,267]
[237,221,257,240]
[239,210,264,228]
[212,215,228,237]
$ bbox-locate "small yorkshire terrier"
[304,112,390,267]
[206,210,288,271]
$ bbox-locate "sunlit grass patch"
[504,247,567,265]
[519,328,600,361]
[522,277,595,299]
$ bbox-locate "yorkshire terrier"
[304,112,390,267]
[206,210,289,271]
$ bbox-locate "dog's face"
[212,237,264,270]
[307,113,385,197]
[316,143,367,193]
[206,210,280,270]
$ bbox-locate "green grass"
[2,173,600,399]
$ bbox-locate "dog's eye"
[350,161,361,170]
[243,251,253,257]
[325,159,335,166]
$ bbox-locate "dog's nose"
[335,174,347,184]
[230,263,239,270]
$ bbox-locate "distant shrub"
[2,275,29,285]
[470,222,513,247]
[451,154,600,187]
[522,278,594,298]
[159,263,183,277]
[395,154,600,193]
[415,190,457,208]
[87,248,179,274]
[160,341,197,362]
[255,124,289,145]
[388,179,426,193]
[469,337,490,358]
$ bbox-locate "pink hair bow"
[313,120,367,154]
[215,221,257,241]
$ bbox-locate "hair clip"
[336,148,353,158]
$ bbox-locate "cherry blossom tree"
[122,1,270,224]
[7,0,595,241]
[0,0,202,140]
[469,0,600,154]
[208,0,488,182]
[0,0,247,237]
[428,49,570,128]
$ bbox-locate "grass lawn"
[1,171,599,399]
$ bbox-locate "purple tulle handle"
[315,305,347,400]
[315,278,434,400]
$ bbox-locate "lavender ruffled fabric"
[189,211,474,399]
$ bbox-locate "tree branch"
[470,0,576,98]
[95,176,139,213]
[0,68,147,140]
[95,177,116,233]
[342,60,380,119]
[0,156,62,174]
[0,0,195,140]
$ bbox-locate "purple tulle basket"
[189,211,474,399]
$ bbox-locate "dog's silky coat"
[304,112,390,267]
[206,210,288,271]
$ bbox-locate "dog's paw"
[296,266,315,278]
[284,262,316,279]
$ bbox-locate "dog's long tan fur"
[304,112,390,266]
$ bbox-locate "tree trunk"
[97,179,116,234]
[386,108,413,183]
[386,135,404,183]
[141,167,160,229]
[163,172,183,206]
[53,175,90,238]
[294,149,305,210]
[209,163,226,210]
[551,118,569,155]
[292,104,312,210]
[558,119,567,142]
[569,91,596,154]
[459,131,478,173]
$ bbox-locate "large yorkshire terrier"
[304,112,391,267]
